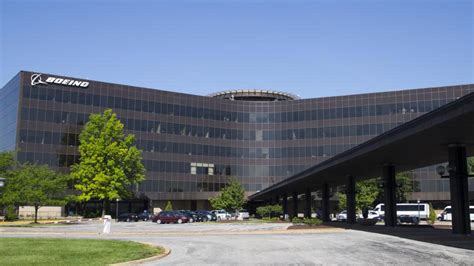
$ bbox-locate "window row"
[137,179,263,192]
[18,151,310,179]
[23,85,451,123]
[20,129,356,158]
[21,107,401,142]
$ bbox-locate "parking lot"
[2,221,474,265]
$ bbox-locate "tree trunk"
[34,204,39,224]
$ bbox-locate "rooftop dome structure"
[209,89,299,101]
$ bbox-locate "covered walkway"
[250,92,474,234]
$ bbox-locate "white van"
[373,203,430,220]
[437,206,474,221]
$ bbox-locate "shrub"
[84,210,101,218]
[303,218,322,226]
[428,202,436,225]
[262,217,281,222]
[165,201,173,211]
[256,204,282,218]
[5,205,18,221]
[292,217,304,224]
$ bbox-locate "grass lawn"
[0,238,164,265]
[0,223,69,227]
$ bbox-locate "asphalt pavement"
[1,221,473,265]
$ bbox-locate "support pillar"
[383,164,397,227]
[321,183,330,222]
[282,193,288,219]
[346,175,356,224]
[292,191,298,218]
[305,188,312,218]
[448,144,471,234]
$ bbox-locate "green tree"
[164,201,173,211]
[394,172,414,202]
[468,157,474,174]
[71,109,146,216]
[0,163,69,223]
[209,177,245,212]
[0,151,15,173]
[428,202,436,225]
[338,173,415,215]
[338,178,379,213]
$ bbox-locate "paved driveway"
[1,221,473,265]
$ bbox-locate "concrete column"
[292,191,298,218]
[448,144,471,234]
[346,175,356,224]
[321,183,330,222]
[305,188,312,218]
[282,193,288,218]
[383,164,397,227]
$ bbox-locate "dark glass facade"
[1,71,473,209]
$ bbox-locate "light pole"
[0,177,5,217]
[417,199,420,223]
[115,198,120,222]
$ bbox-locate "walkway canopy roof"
[249,91,474,201]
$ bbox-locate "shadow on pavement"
[326,222,474,251]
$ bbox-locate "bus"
[373,203,430,220]
[437,206,474,221]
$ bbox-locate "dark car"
[152,211,190,224]
[196,210,217,222]
[138,211,151,221]
[117,213,139,222]
[176,210,198,222]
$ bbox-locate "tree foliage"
[164,201,173,211]
[0,151,15,173]
[338,172,415,212]
[71,109,145,215]
[0,162,69,223]
[468,157,474,174]
[338,178,379,212]
[209,177,245,212]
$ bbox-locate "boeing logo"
[30,73,89,88]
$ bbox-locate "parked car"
[359,211,380,220]
[196,210,217,221]
[237,209,250,220]
[117,213,139,222]
[212,209,230,221]
[152,211,190,224]
[176,210,198,223]
[138,211,151,221]
[336,210,347,221]
[437,205,474,221]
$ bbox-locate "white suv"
[212,209,230,221]
[238,209,250,220]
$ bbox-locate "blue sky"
[1,0,472,98]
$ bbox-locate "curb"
[111,242,171,265]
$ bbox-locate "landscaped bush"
[428,202,436,225]
[256,204,283,219]
[303,218,322,226]
[5,205,18,221]
[261,217,281,222]
[84,210,101,218]
[291,217,304,224]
